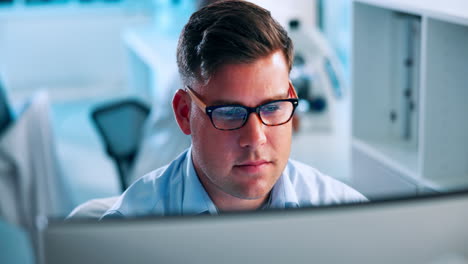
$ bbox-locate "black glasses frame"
[205,99,299,131]
[185,81,299,131]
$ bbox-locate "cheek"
[269,124,293,149]
[191,113,237,159]
[190,108,215,143]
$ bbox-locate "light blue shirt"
[102,147,367,218]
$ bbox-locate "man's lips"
[234,160,271,173]
[236,160,270,167]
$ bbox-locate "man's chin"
[229,182,272,200]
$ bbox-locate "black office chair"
[91,98,150,192]
[0,80,13,137]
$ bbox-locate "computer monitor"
[43,191,468,264]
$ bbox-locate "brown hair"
[177,0,294,86]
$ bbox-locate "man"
[102,0,366,218]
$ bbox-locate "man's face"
[189,50,293,203]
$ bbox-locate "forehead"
[197,51,290,106]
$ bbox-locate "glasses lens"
[259,101,294,125]
[211,106,248,130]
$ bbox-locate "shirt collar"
[181,146,219,215]
[270,163,300,209]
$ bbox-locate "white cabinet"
[351,0,468,198]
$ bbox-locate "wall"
[0,6,151,101]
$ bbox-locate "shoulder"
[101,150,189,219]
[285,159,368,205]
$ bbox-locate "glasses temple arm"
[185,86,207,111]
[289,81,299,99]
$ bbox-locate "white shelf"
[352,138,418,180]
[351,0,468,197]
[355,0,468,26]
[420,17,468,189]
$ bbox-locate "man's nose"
[239,113,267,148]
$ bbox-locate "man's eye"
[262,104,280,113]
[215,107,245,119]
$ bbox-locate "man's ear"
[172,89,192,135]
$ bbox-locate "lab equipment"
[288,18,347,131]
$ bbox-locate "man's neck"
[212,192,270,212]
[191,153,273,212]
[195,170,270,212]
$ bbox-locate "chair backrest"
[91,98,150,192]
[0,80,13,136]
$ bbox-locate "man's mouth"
[234,160,272,173]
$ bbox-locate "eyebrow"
[209,91,290,106]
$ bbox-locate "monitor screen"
[44,191,468,264]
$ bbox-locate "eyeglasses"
[185,82,299,131]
